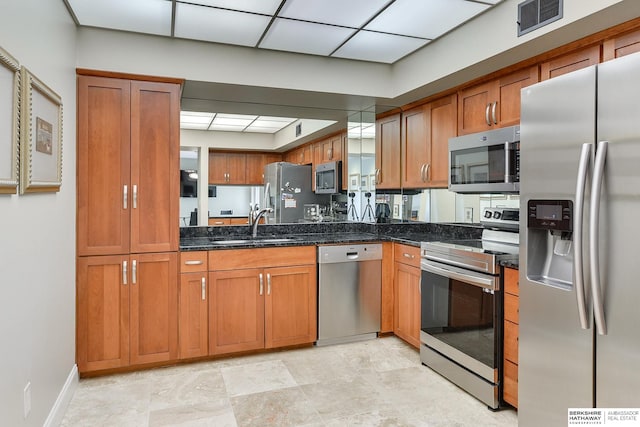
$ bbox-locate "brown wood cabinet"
[77,76,180,256]
[179,251,208,359]
[208,246,316,355]
[401,94,456,188]
[208,152,246,184]
[604,28,640,61]
[458,66,538,135]
[77,252,179,373]
[540,45,600,81]
[246,153,282,185]
[503,266,519,408]
[380,242,394,333]
[375,113,401,189]
[393,243,421,348]
[285,144,313,165]
[314,133,343,164]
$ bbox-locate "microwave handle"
[504,142,519,183]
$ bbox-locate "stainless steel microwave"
[315,161,342,194]
[448,125,520,194]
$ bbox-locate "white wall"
[0,1,77,426]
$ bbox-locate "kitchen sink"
[208,237,300,245]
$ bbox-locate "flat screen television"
[180,170,198,197]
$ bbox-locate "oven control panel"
[480,207,519,230]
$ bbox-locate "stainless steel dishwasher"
[317,243,382,346]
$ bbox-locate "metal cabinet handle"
[123,185,128,209]
[574,142,593,330]
[259,273,264,295]
[201,277,206,300]
[375,168,381,184]
[491,101,498,125]
[122,260,128,285]
[328,147,333,160]
[185,260,203,266]
[485,103,491,126]
[132,259,137,285]
[424,164,430,181]
[590,141,608,336]
[403,253,415,259]
[132,185,138,209]
[419,164,426,182]
[267,273,271,295]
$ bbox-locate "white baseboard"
[44,364,79,427]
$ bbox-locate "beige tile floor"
[61,336,518,426]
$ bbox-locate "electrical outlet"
[465,207,474,223]
[23,382,31,419]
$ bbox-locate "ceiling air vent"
[518,0,563,37]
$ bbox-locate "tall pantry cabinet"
[76,73,181,374]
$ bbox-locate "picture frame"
[349,173,360,191]
[360,175,369,192]
[0,46,20,194]
[19,67,63,194]
[369,173,376,190]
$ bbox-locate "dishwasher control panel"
[317,244,383,264]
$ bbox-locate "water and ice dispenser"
[526,200,574,289]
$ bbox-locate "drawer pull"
[184,260,204,266]
[201,277,206,300]
[403,253,415,259]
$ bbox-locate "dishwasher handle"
[346,252,359,260]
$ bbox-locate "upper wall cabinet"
[284,144,312,165]
[401,94,457,189]
[375,113,401,189]
[458,66,538,135]
[208,152,246,184]
[314,133,343,165]
[603,28,640,61]
[245,153,282,185]
[540,45,600,80]
[77,76,180,256]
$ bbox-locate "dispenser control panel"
[527,199,572,231]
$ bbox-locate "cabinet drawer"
[504,320,519,363]
[209,246,316,271]
[393,244,421,268]
[504,267,519,296]
[503,359,518,408]
[209,218,231,226]
[504,293,519,324]
[180,251,208,273]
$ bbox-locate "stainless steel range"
[420,207,519,409]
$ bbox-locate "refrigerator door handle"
[590,140,608,335]
[574,142,592,330]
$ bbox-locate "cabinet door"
[401,105,430,188]
[208,152,228,184]
[428,94,457,187]
[496,66,538,128]
[540,45,600,80]
[245,153,264,185]
[77,76,131,256]
[209,269,265,354]
[375,113,401,189]
[314,138,332,165]
[380,242,394,333]
[226,153,247,184]
[603,28,640,61]
[77,255,129,373]
[129,252,179,365]
[179,272,209,359]
[393,262,421,348]
[264,265,317,348]
[329,133,343,162]
[458,80,494,135]
[130,81,180,253]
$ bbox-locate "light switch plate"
[465,207,474,222]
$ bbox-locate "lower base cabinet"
[503,266,519,408]
[393,244,422,349]
[208,246,317,356]
[77,252,178,373]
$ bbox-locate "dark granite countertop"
[180,222,484,251]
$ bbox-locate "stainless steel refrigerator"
[263,162,325,223]
[519,52,640,426]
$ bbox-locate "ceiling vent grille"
[518,0,563,37]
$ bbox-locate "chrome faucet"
[251,207,273,238]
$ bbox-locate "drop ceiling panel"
[67,0,172,36]
[181,0,283,15]
[334,31,429,64]
[175,3,270,46]
[365,0,491,39]
[260,18,356,56]
[279,0,391,28]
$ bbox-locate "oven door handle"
[421,259,497,291]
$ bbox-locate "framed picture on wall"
[19,67,63,194]
[349,173,360,191]
[0,46,20,194]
